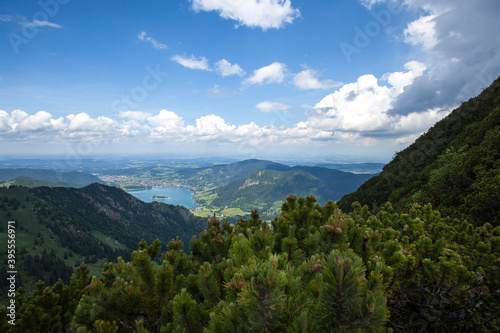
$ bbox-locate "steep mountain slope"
[338,76,500,225]
[0,168,103,187]
[211,167,373,217]
[31,183,206,249]
[0,183,206,300]
[177,159,289,187]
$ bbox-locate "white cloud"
[0,110,13,132]
[138,31,167,50]
[256,101,291,112]
[392,0,500,114]
[17,111,65,132]
[191,0,300,30]
[359,0,386,9]
[187,114,235,139]
[393,107,451,134]
[171,54,210,71]
[147,109,185,136]
[0,60,454,154]
[0,110,65,134]
[306,61,446,140]
[23,19,62,29]
[404,15,438,51]
[215,59,245,77]
[311,75,394,132]
[244,62,287,86]
[66,113,115,133]
[384,60,426,93]
[118,111,151,121]
[293,69,342,90]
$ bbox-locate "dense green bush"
[2,195,498,332]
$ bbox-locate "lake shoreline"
[127,186,199,209]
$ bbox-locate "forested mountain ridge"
[212,167,372,217]
[177,159,293,187]
[338,76,500,225]
[0,183,206,301]
[0,176,78,188]
[0,168,103,187]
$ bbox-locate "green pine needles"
[1,195,499,332]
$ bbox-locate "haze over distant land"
[1,0,499,159]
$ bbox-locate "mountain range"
[0,168,103,188]
[209,163,374,217]
[176,159,375,218]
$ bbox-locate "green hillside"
[0,183,206,303]
[0,168,103,187]
[339,76,500,225]
[211,168,372,218]
[0,176,78,188]
[177,159,289,187]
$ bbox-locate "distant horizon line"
[0,153,391,164]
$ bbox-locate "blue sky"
[1,0,499,161]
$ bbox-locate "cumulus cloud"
[352,0,500,116]
[0,111,10,132]
[390,0,500,114]
[17,111,65,132]
[187,114,235,140]
[190,0,300,30]
[138,31,167,50]
[0,110,65,134]
[66,113,115,134]
[215,59,245,77]
[0,110,123,143]
[0,61,453,152]
[243,62,287,86]
[311,75,394,133]
[293,69,342,90]
[171,54,210,71]
[403,15,438,51]
[147,109,185,136]
[306,60,450,141]
[256,101,291,112]
[383,60,427,93]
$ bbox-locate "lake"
[128,187,198,208]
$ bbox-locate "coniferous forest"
[1,79,499,331]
